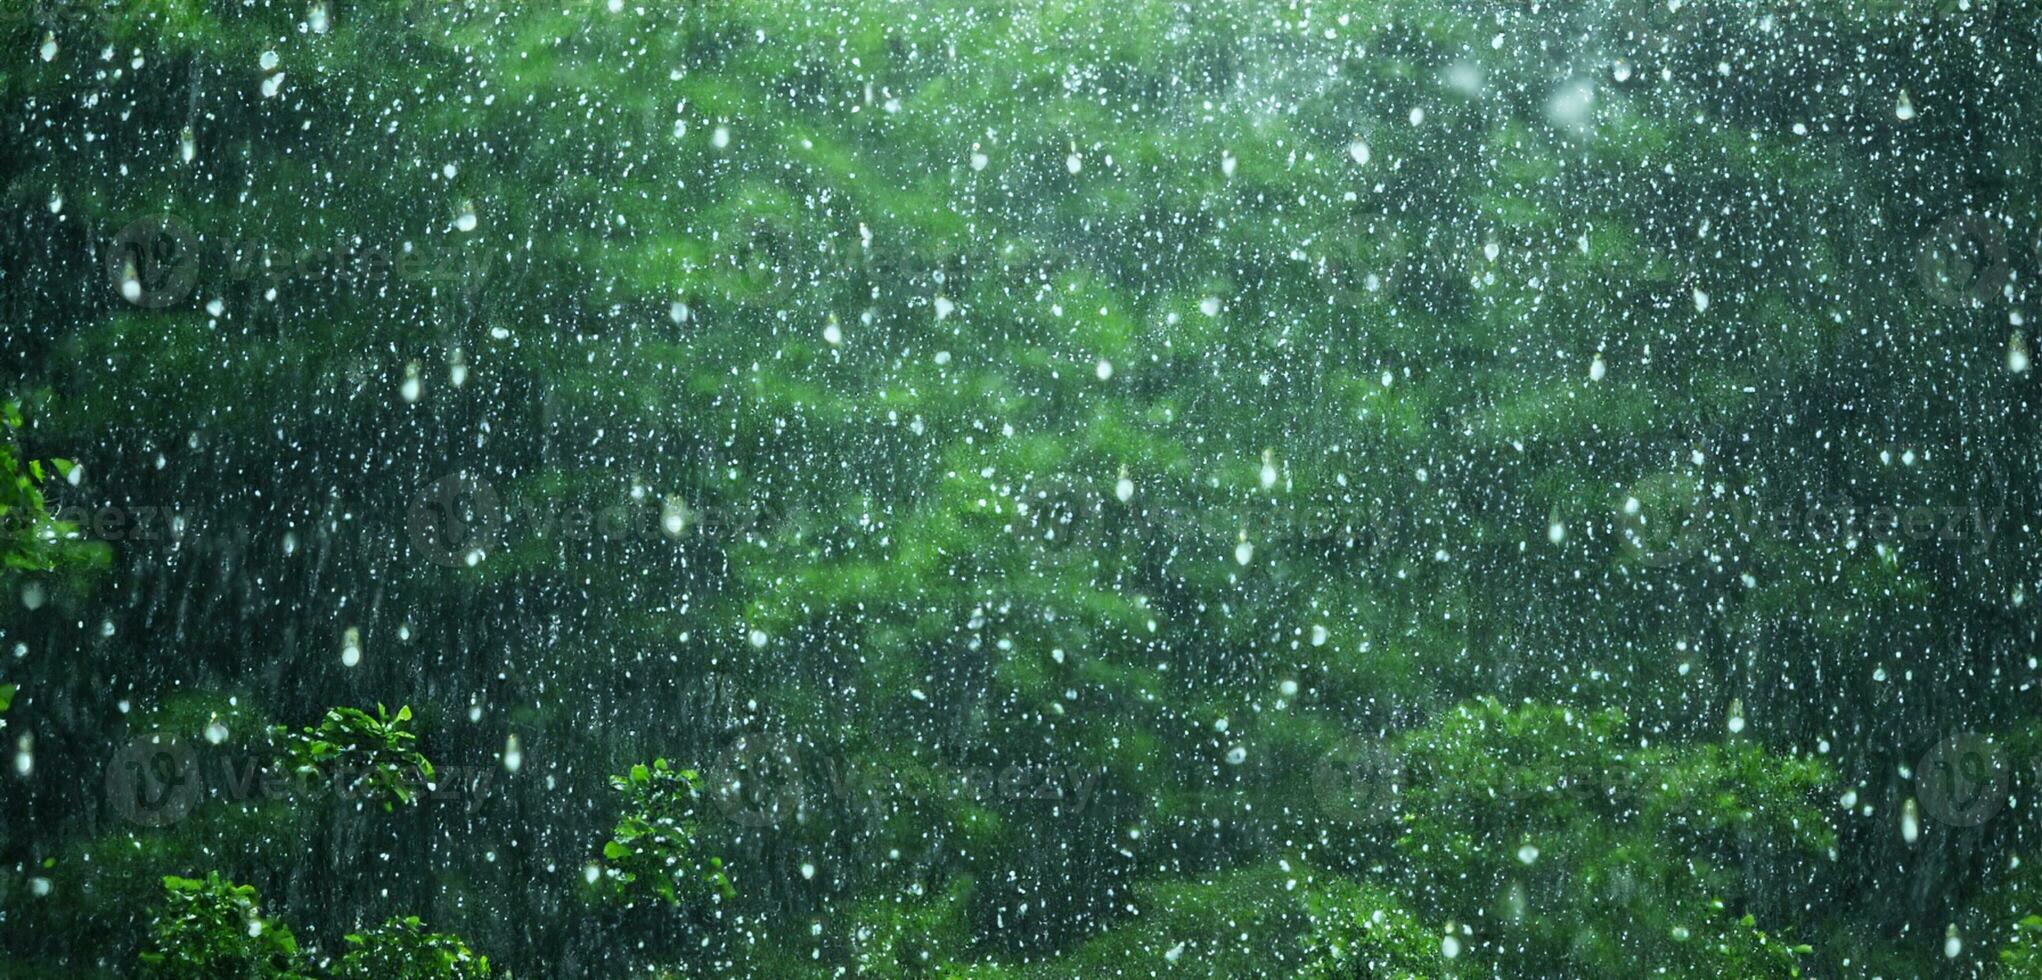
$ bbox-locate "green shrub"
[136,873,310,980]
[271,705,434,812]
[333,916,493,980]
[599,758,734,908]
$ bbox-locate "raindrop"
[400,361,423,403]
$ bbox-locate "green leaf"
[603,841,631,861]
[0,684,15,714]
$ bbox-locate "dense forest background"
[2,0,2040,976]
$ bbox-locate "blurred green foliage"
[1,0,2037,975]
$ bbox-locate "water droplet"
[1347,139,1371,166]
[119,256,143,304]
